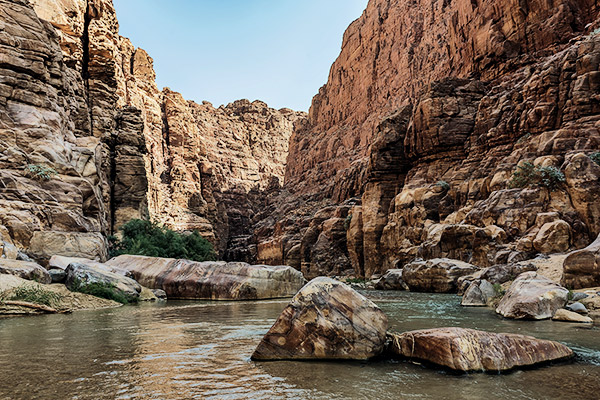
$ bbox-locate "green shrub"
[590,152,600,166]
[509,162,565,191]
[436,180,450,191]
[24,164,58,181]
[492,283,506,298]
[110,219,217,262]
[345,277,367,284]
[8,284,62,307]
[69,278,133,304]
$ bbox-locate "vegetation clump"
[509,162,565,191]
[590,152,600,166]
[1,284,62,307]
[436,180,450,191]
[345,277,367,284]
[24,164,58,181]
[109,219,217,262]
[69,278,132,304]
[344,214,353,231]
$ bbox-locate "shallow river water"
[1,291,600,400]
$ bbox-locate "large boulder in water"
[461,279,496,307]
[65,262,142,303]
[0,259,50,284]
[496,272,569,320]
[105,255,305,300]
[402,258,479,293]
[375,269,408,290]
[251,277,388,360]
[561,233,600,289]
[388,327,573,372]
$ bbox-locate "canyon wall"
[0,0,303,262]
[256,0,600,278]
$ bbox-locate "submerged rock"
[552,309,593,324]
[461,279,496,307]
[388,327,573,372]
[496,272,569,320]
[375,269,408,290]
[0,260,51,284]
[105,255,305,300]
[402,258,479,293]
[65,263,142,303]
[251,277,388,360]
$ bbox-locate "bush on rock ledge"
[109,219,217,262]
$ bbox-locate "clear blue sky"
[113,0,367,111]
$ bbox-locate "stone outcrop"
[0,0,305,263]
[374,269,408,291]
[251,277,388,360]
[0,259,51,284]
[105,255,305,300]
[562,233,600,289]
[255,0,600,279]
[402,258,479,293]
[65,262,142,302]
[496,272,569,320]
[388,328,574,372]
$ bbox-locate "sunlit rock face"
[0,0,305,261]
[256,0,600,278]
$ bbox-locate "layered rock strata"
[0,0,304,262]
[254,0,600,279]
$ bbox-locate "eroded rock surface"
[105,255,305,300]
[388,327,574,372]
[402,258,479,293]
[562,233,600,289]
[496,272,569,320]
[251,277,388,360]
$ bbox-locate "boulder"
[0,260,51,284]
[566,302,588,314]
[461,280,496,307]
[65,263,142,303]
[0,241,18,260]
[49,255,132,277]
[562,234,600,289]
[532,220,571,254]
[496,272,569,320]
[152,289,167,300]
[375,269,408,290]
[106,255,305,300]
[48,269,66,284]
[402,258,479,293]
[552,309,593,323]
[251,277,388,360]
[387,327,573,372]
[458,262,537,292]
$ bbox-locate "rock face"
[65,262,142,302]
[562,233,600,289]
[402,258,479,293]
[0,260,51,284]
[251,277,388,360]
[105,255,305,300]
[253,0,600,279]
[388,328,574,372]
[496,272,569,320]
[0,0,305,263]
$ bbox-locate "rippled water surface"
[1,291,600,399]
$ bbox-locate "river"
[1,291,599,399]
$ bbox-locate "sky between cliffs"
[113,0,367,112]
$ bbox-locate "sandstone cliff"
[256,0,600,279]
[0,0,304,262]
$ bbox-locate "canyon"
[1,0,600,285]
